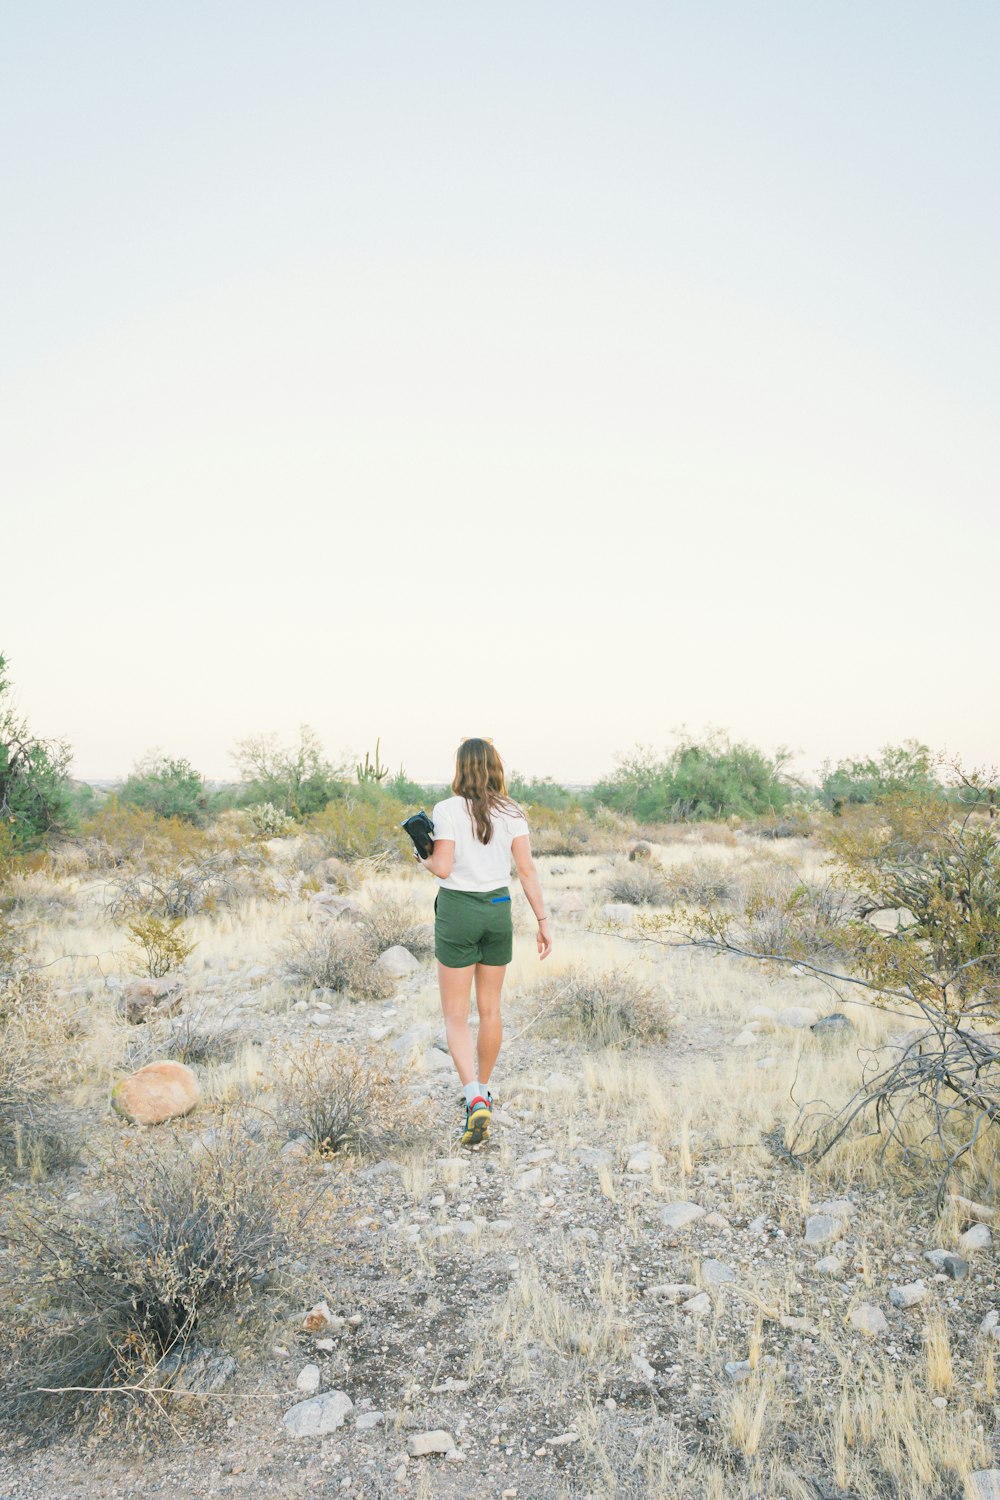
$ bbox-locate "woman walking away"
[415,737,552,1147]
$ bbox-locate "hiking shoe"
[460,1093,491,1148]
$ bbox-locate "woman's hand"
[537,916,552,960]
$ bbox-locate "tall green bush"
[593,733,795,822]
[118,754,208,824]
[0,654,74,850]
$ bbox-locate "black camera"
[402,810,435,859]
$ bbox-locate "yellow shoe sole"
[460,1104,491,1147]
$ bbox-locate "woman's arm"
[417,839,454,880]
[511,833,552,959]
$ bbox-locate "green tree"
[593,732,795,822]
[119,753,208,824]
[0,653,74,850]
[232,725,347,819]
[819,739,938,812]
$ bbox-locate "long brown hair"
[452,738,523,845]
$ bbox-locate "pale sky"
[3,3,997,787]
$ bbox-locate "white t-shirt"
[430,795,530,891]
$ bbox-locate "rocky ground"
[2,839,1000,1499]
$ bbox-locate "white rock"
[282,1390,353,1437]
[776,1006,820,1028]
[960,1222,993,1252]
[626,1148,665,1173]
[516,1168,544,1190]
[968,1472,1000,1500]
[980,1311,1000,1338]
[732,1028,759,1047]
[682,1292,712,1316]
[816,1255,843,1276]
[849,1304,889,1336]
[889,1280,927,1309]
[704,1211,731,1230]
[295,1363,321,1393]
[804,1214,841,1246]
[813,1198,857,1220]
[356,1410,384,1430]
[660,1201,705,1232]
[373,945,421,978]
[701,1258,736,1286]
[406,1429,456,1457]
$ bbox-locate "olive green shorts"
[434,885,513,968]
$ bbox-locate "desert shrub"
[304,790,410,863]
[281,1041,425,1158]
[828,770,1000,1016]
[606,860,670,905]
[282,922,394,1000]
[0,1017,77,1180]
[0,1119,293,1437]
[531,964,671,1047]
[0,653,74,850]
[736,864,858,958]
[127,914,197,977]
[819,739,940,812]
[660,857,740,907]
[232,725,348,818]
[526,805,593,856]
[594,733,796,823]
[508,772,581,812]
[241,801,295,839]
[87,803,271,918]
[360,891,433,957]
[118,754,209,825]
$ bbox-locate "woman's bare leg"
[474,962,506,1088]
[437,960,477,1086]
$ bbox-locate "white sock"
[463,1080,486,1106]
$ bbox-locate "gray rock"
[888,1280,927,1309]
[156,1345,236,1394]
[923,1248,969,1280]
[804,1214,841,1246]
[626,1148,665,1173]
[811,1013,853,1035]
[356,1410,384,1430]
[682,1291,712,1316]
[296,1362,321,1393]
[980,1311,1000,1339]
[849,1304,889,1336]
[968,1472,1000,1500]
[776,1005,820,1028]
[701,1258,736,1286]
[960,1222,993,1253]
[282,1390,353,1437]
[516,1168,544,1190]
[660,1201,705,1232]
[816,1255,843,1276]
[406,1429,456,1457]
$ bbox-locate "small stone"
[406,1429,456,1457]
[849,1304,889,1336]
[626,1148,665,1173]
[660,1201,705,1232]
[923,1248,969,1280]
[682,1292,712,1316]
[776,1005,820,1028]
[631,1352,656,1380]
[516,1168,543,1190]
[303,1301,338,1332]
[889,1280,927,1309]
[816,1255,843,1276]
[282,1390,353,1437]
[704,1211,731,1230]
[701,1258,736,1286]
[804,1214,841,1246]
[356,1410,384,1430]
[780,1314,819,1333]
[810,1012,853,1034]
[960,1223,993,1253]
[980,1311,1000,1339]
[296,1363,321,1393]
[549,1431,579,1446]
